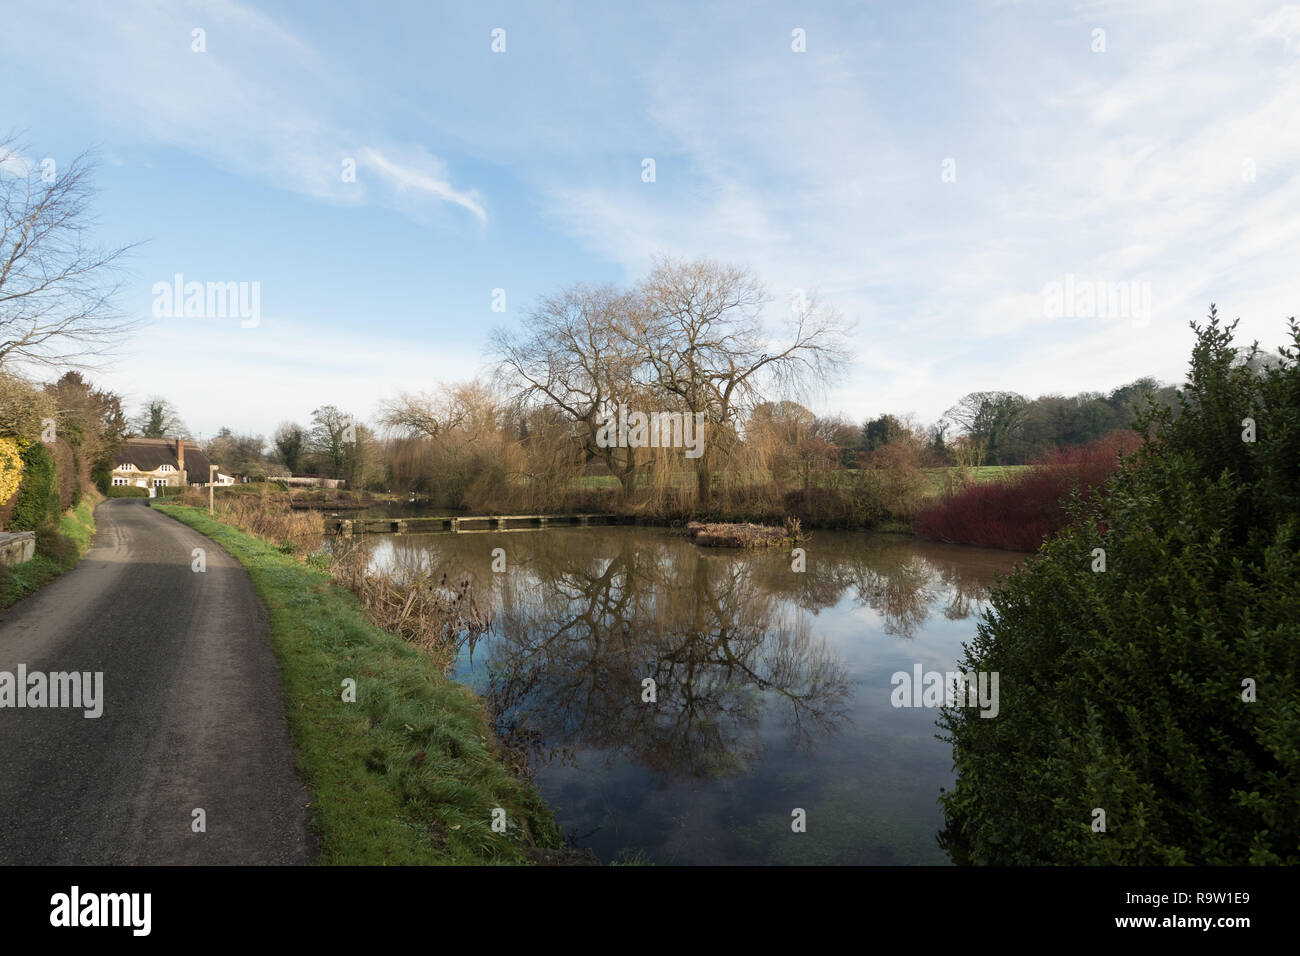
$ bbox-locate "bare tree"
[0,134,139,369]
[378,380,500,442]
[749,400,842,500]
[635,257,849,505]
[378,380,510,505]
[492,283,645,493]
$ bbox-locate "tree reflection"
[334,528,1017,781]
[748,535,1010,637]
[471,537,851,782]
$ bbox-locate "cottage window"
[160,464,174,472]
[153,478,168,488]
[112,477,129,486]
[121,463,134,471]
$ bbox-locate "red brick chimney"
[176,438,185,476]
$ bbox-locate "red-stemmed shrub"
[913,430,1142,550]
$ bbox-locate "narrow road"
[0,499,313,865]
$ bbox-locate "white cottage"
[112,438,220,495]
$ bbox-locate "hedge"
[939,308,1300,865]
[106,486,151,498]
[9,441,61,531]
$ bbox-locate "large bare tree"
[492,283,645,493]
[634,257,849,505]
[0,134,139,369]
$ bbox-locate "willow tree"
[634,257,848,506]
[378,380,514,507]
[492,283,646,495]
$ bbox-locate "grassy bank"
[0,498,97,610]
[153,503,566,865]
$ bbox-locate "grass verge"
[153,502,565,865]
[0,498,97,610]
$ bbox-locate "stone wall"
[0,531,36,567]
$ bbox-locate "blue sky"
[2,0,1298,440]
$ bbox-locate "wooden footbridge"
[324,513,627,535]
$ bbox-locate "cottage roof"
[115,438,216,481]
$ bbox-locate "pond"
[347,525,1023,864]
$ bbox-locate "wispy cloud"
[530,2,1300,419]
[0,0,484,222]
[359,147,486,222]
[4,0,1298,434]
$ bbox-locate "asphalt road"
[0,499,313,865]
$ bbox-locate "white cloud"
[0,0,483,221]
[359,147,486,222]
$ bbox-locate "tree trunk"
[696,458,711,508]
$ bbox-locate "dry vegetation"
[327,544,490,673]
[683,516,804,549]
[172,486,324,548]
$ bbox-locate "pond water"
[348,525,1023,865]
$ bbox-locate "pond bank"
[153,503,569,865]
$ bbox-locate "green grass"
[0,498,97,610]
[920,465,1029,498]
[153,503,565,865]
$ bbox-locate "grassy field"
[0,498,97,610]
[153,503,566,865]
[920,465,1029,498]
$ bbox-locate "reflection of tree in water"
[341,528,1018,778]
[750,535,1015,638]
[470,535,851,783]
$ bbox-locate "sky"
[2,0,1299,441]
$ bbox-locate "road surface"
[0,499,313,864]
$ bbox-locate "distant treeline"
[858,376,1182,468]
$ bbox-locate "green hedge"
[940,309,1300,865]
[105,485,151,498]
[92,464,112,495]
[9,442,61,531]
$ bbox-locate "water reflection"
[346,527,1020,863]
